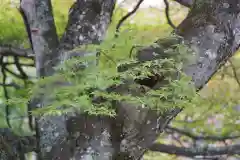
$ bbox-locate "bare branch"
[228,59,240,88]
[4,67,25,79]
[14,56,28,81]
[115,0,144,37]
[0,82,21,89]
[166,126,240,141]
[0,56,11,128]
[5,62,35,67]
[150,143,240,157]
[164,0,176,29]
[0,45,33,59]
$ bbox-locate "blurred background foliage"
[0,0,239,159]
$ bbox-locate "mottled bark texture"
[117,0,240,158]
[0,128,36,159]
[9,0,240,160]
[20,0,117,159]
[20,0,59,76]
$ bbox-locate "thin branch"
[5,62,35,67]
[166,126,240,141]
[228,59,240,88]
[4,67,25,79]
[13,56,29,82]
[129,45,143,58]
[164,0,176,29]
[0,82,21,89]
[150,143,240,157]
[0,57,11,128]
[0,45,34,59]
[115,0,144,37]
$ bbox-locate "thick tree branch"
[61,0,240,159]
[116,1,240,158]
[12,0,240,160]
[19,1,61,159]
[150,143,240,157]
[25,0,117,159]
[174,0,193,8]
[58,0,116,52]
[20,0,59,76]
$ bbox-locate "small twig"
[115,0,144,37]
[228,59,240,88]
[164,0,176,29]
[100,50,117,65]
[129,45,143,58]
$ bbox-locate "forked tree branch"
[11,0,240,160]
[18,0,117,159]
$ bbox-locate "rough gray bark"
[2,0,240,159]
[0,128,36,159]
[117,0,240,158]
[20,1,66,159]
[20,0,117,159]
[20,0,59,76]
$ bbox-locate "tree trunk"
[13,0,240,159]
